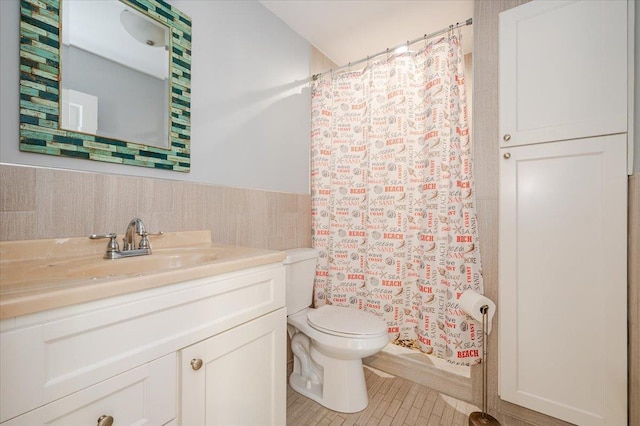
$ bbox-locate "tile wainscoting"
[0,163,312,249]
[630,173,640,426]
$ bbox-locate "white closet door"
[499,135,627,425]
[499,0,627,147]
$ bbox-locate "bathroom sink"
[0,231,286,319]
[75,247,225,277]
[0,247,228,294]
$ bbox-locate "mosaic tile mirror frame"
[19,0,192,172]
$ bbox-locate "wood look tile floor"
[286,366,480,426]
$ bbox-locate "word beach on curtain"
[311,34,483,365]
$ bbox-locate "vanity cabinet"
[0,263,286,425]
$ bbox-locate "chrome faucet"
[124,218,146,251]
[90,218,163,259]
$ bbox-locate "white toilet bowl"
[287,305,389,413]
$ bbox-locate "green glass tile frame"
[19,0,192,172]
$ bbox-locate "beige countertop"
[0,231,285,319]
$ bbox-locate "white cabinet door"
[2,353,176,426]
[499,0,627,147]
[179,308,286,426]
[498,135,627,425]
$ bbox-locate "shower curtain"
[311,34,484,365]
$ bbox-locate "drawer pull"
[503,134,511,141]
[191,358,203,370]
[503,152,511,159]
[97,415,114,426]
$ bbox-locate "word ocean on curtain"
[311,34,484,365]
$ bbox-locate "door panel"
[499,0,627,147]
[498,135,627,425]
[179,308,286,426]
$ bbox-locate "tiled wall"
[471,1,527,420]
[0,163,312,249]
[630,174,640,426]
[473,2,580,424]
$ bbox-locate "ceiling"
[259,0,474,68]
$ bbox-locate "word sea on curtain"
[311,34,484,365]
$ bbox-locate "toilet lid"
[307,305,388,337]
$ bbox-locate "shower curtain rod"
[311,18,472,81]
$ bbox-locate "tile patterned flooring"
[286,366,480,426]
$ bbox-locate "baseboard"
[363,350,473,403]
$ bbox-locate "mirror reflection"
[60,0,170,148]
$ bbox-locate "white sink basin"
[0,231,286,319]
[0,247,228,292]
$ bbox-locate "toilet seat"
[307,305,388,338]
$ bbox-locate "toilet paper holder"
[468,305,501,426]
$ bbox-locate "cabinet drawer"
[0,264,285,421]
[2,353,176,426]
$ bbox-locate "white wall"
[62,45,168,147]
[0,0,311,194]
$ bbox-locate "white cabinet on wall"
[499,0,628,148]
[498,1,630,425]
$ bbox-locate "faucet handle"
[89,233,120,258]
[138,231,163,250]
[89,233,117,240]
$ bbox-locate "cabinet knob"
[503,134,511,141]
[503,152,512,159]
[191,358,203,371]
[97,415,114,426]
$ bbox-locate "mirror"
[19,0,192,172]
[61,0,170,148]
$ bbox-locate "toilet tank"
[283,248,319,314]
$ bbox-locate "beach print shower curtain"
[311,34,484,365]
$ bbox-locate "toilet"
[284,248,389,413]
